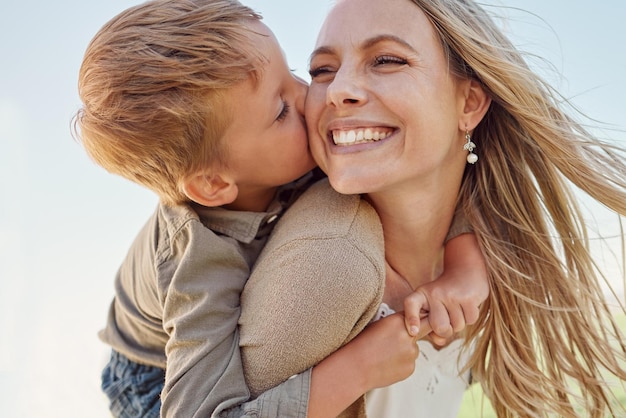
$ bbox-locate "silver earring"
[464,130,478,164]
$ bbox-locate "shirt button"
[266,214,278,224]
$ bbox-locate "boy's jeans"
[101,350,165,418]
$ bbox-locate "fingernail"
[410,326,419,336]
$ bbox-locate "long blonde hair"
[413,0,626,416]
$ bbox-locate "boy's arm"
[403,232,489,345]
[220,313,422,418]
[214,369,311,418]
[211,232,385,418]
[160,219,312,418]
[239,235,386,398]
[235,181,390,416]
[307,313,421,418]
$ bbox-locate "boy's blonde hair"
[72,0,263,205]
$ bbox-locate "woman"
[239,0,626,416]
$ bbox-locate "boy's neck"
[223,186,278,212]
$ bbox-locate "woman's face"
[306,0,470,196]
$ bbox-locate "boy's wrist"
[308,343,369,418]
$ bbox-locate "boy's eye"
[373,55,408,66]
[276,100,290,122]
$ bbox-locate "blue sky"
[0,1,624,416]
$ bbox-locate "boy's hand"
[354,313,422,389]
[403,233,489,345]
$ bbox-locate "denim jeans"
[101,350,165,418]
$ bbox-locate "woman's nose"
[326,66,367,108]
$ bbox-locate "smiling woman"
[237,0,626,417]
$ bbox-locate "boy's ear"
[182,172,238,207]
[458,79,491,131]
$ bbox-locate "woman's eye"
[276,101,290,122]
[309,66,334,79]
[374,55,407,66]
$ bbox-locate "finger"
[428,332,450,347]
[416,317,432,340]
[462,303,480,326]
[404,291,429,336]
[428,301,453,339]
[448,306,466,334]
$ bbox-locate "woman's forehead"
[315,0,435,53]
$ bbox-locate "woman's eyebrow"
[309,34,417,62]
[362,34,416,52]
[309,45,335,62]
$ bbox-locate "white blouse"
[365,303,472,418]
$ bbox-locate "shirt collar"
[192,170,319,244]
[194,203,282,244]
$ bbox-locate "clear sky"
[0,1,624,416]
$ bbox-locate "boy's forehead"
[244,20,274,48]
[241,20,286,85]
[246,20,286,57]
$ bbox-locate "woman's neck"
[365,185,456,303]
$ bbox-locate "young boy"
[72,1,488,417]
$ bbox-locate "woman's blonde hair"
[72,0,263,205]
[413,0,626,416]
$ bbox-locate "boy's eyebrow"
[309,34,417,62]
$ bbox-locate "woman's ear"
[458,79,491,131]
[182,171,238,207]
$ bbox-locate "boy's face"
[220,21,316,211]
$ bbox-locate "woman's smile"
[331,127,394,146]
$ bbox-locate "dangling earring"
[464,130,478,164]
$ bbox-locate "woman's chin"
[328,175,373,196]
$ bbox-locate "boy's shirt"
[99,172,317,417]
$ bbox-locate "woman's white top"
[365,303,472,418]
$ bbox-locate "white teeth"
[332,129,392,145]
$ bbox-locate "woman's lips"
[331,127,394,146]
